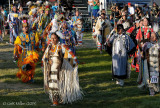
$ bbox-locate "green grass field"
[1,33,160,108]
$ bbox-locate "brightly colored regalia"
[142,42,160,95]
[95,16,111,51]
[42,42,83,105]
[126,26,139,71]
[42,18,64,50]
[7,12,19,43]
[39,13,52,49]
[72,15,83,45]
[136,26,153,83]
[60,25,76,54]
[14,32,39,83]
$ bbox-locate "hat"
[128,2,131,6]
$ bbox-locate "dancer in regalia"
[95,10,111,53]
[14,15,39,83]
[41,2,52,31]
[126,19,139,71]
[107,24,135,86]
[136,17,154,87]
[141,26,160,95]
[42,32,83,106]
[7,4,19,44]
[18,5,24,33]
[60,21,76,54]
[72,9,83,45]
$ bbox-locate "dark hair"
[101,13,106,16]
[50,32,60,40]
[117,24,124,30]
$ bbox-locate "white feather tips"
[153,23,159,33]
[26,1,32,6]
[56,31,65,39]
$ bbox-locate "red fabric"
[126,26,135,34]
[46,5,50,9]
[136,27,153,41]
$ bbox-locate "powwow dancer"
[126,19,139,71]
[38,2,52,51]
[18,5,24,33]
[141,28,160,96]
[72,9,83,45]
[41,2,52,31]
[95,12,111,53]
[28,4,38,32]
[136,17,153,87]
[60,21,76,54]
[42,32,83,106]
[7,4,19,44]
[107,24,135,86]
[42,14,64,51]
[14,15,39,83]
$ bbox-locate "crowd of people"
[0,0,83,106]
[0,0,160,106]
[92,1,160,96]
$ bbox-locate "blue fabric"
[109,34,135,79]
[92,9,99,18]
[52,6,58,16]
[88,5,93,14]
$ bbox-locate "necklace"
[141,26,151,40]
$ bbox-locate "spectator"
[128,2,135,21]
[88,0,93,16]
[92,0,100,19]
[117,12,130,31]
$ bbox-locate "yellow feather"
[29,11,32,16]
[35,32,39,44]
[14,36,21,45]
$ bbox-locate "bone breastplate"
[48,45,61,90]
[113,35,126,56]
[149,44,159,77]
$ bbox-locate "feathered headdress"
[18,14,29,27]
[29,8,37,16]
[49,31,65,39]
[36,0,43,5]
[26,1,32,7]
[43,1,51,11]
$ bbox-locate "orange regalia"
[14,32,39,83]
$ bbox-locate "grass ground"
[0,33,160,108]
